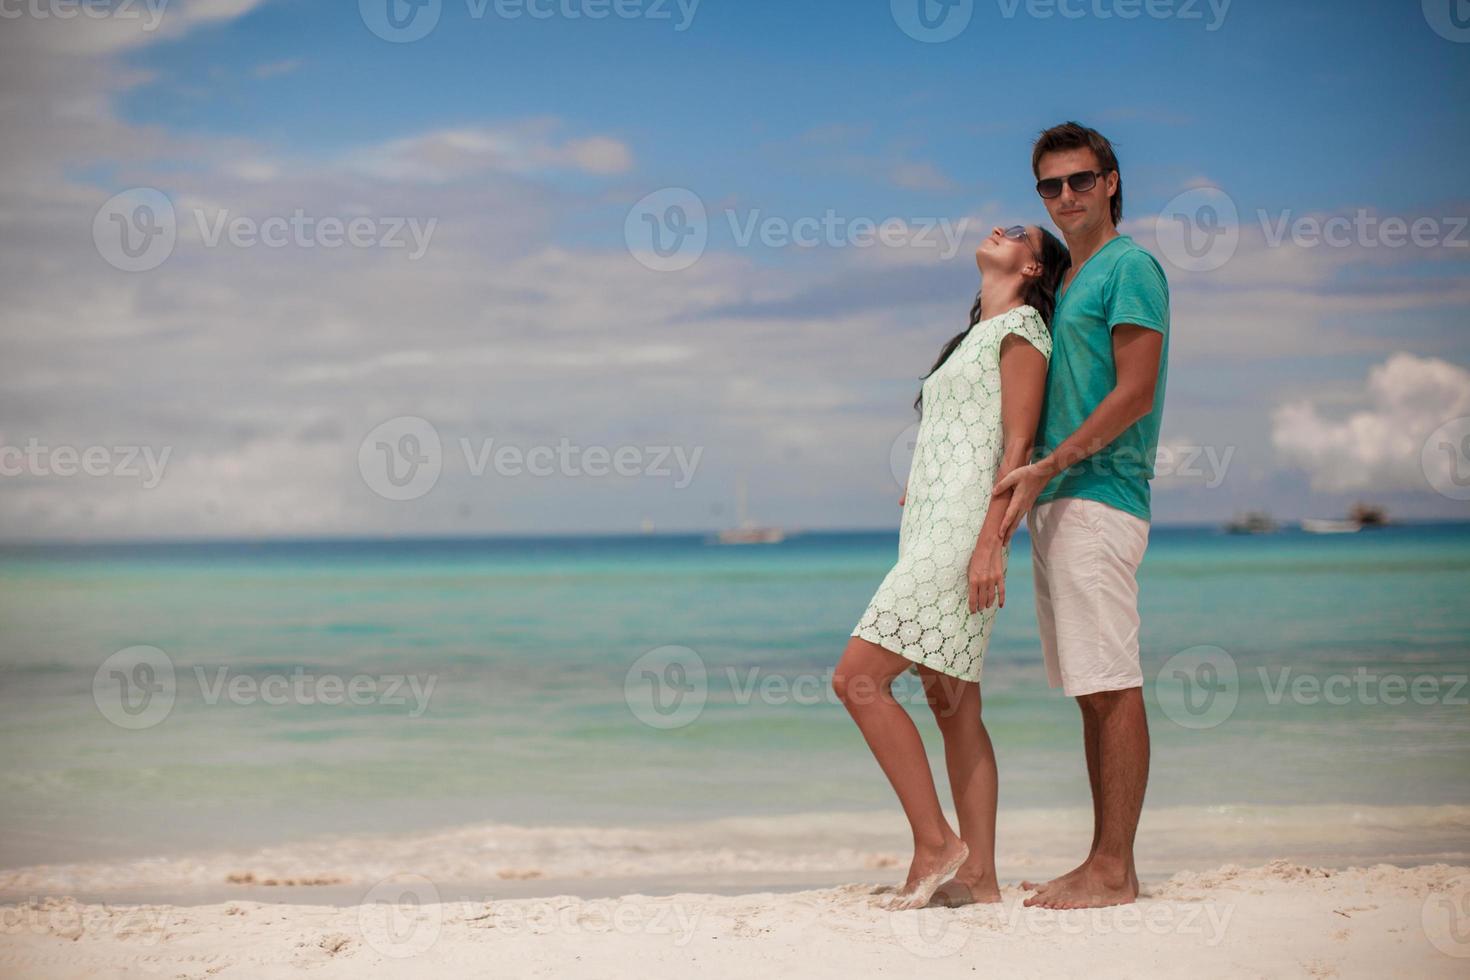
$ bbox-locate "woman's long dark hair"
[913,227,1070,415]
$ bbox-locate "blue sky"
[2,0,1469,539]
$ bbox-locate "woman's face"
[975,225,1042,277]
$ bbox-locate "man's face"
[1036,147,1117,239]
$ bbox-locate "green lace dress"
[851,305,1053,681]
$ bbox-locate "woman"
[834,223,1069,910]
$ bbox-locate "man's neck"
[1062,222,1121,271]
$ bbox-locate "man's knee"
[1077,685,1143,715]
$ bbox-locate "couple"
[836,122,1170,911]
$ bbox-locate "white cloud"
[890,162,955,192]
[341,123,634,183]
[251,58,301,79]
[1271,353,1470,493]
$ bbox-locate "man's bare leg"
[1025,686,1148,908]
[833,638,969,910]
[1021,698,1102,892]
[918,666,1002,906]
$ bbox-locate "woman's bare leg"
[833,637,968,909]
[918,666,1002,905]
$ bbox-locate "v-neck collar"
[1057,233,1126,305]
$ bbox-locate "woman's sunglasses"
[1035,169,1113,199]
[1002,224,1042,263]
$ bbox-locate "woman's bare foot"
[929,870,1002,908]
[881,837,969,911]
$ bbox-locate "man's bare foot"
[1022,863,1137,909]
[1020,858,1091,896]
[882,838,969,911]
[929,871,1001,908]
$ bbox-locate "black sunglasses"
[1001,224,1042,263]
[1036,169,1113,199]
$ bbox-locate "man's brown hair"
[1031,121,1123,226]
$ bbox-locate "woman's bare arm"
[980,335,1048,541]
[968,333,1048,610]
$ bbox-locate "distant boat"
[1224,511,1278,535]
[1349,502,1388,527]
[716,525,787,545]
[1301,518,1362,534]
[714,474,785,545]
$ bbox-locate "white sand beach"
[3,807,1468,977]
[2,861,1467,978]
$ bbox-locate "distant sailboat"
[1301,518,1362,534]
[715,473,785,544]
[1223,511,1278,535]
[1300,502,1387,534]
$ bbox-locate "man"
[990,121,1170,910]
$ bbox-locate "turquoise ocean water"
[1,524,1467,874]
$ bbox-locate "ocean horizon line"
[3,518,1468,550]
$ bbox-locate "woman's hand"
[899,482,907,507]
[967,537,1006,613]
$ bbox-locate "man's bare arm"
[990,324,1163,541]
[1036,324,1162,478]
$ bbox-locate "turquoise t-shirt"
[1034,234,1170,522]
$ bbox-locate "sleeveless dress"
[850,305,1053,682]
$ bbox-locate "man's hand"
[990,462,1050,544]
[967,538,1006,613]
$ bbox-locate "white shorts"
[1028,496,1150,697]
